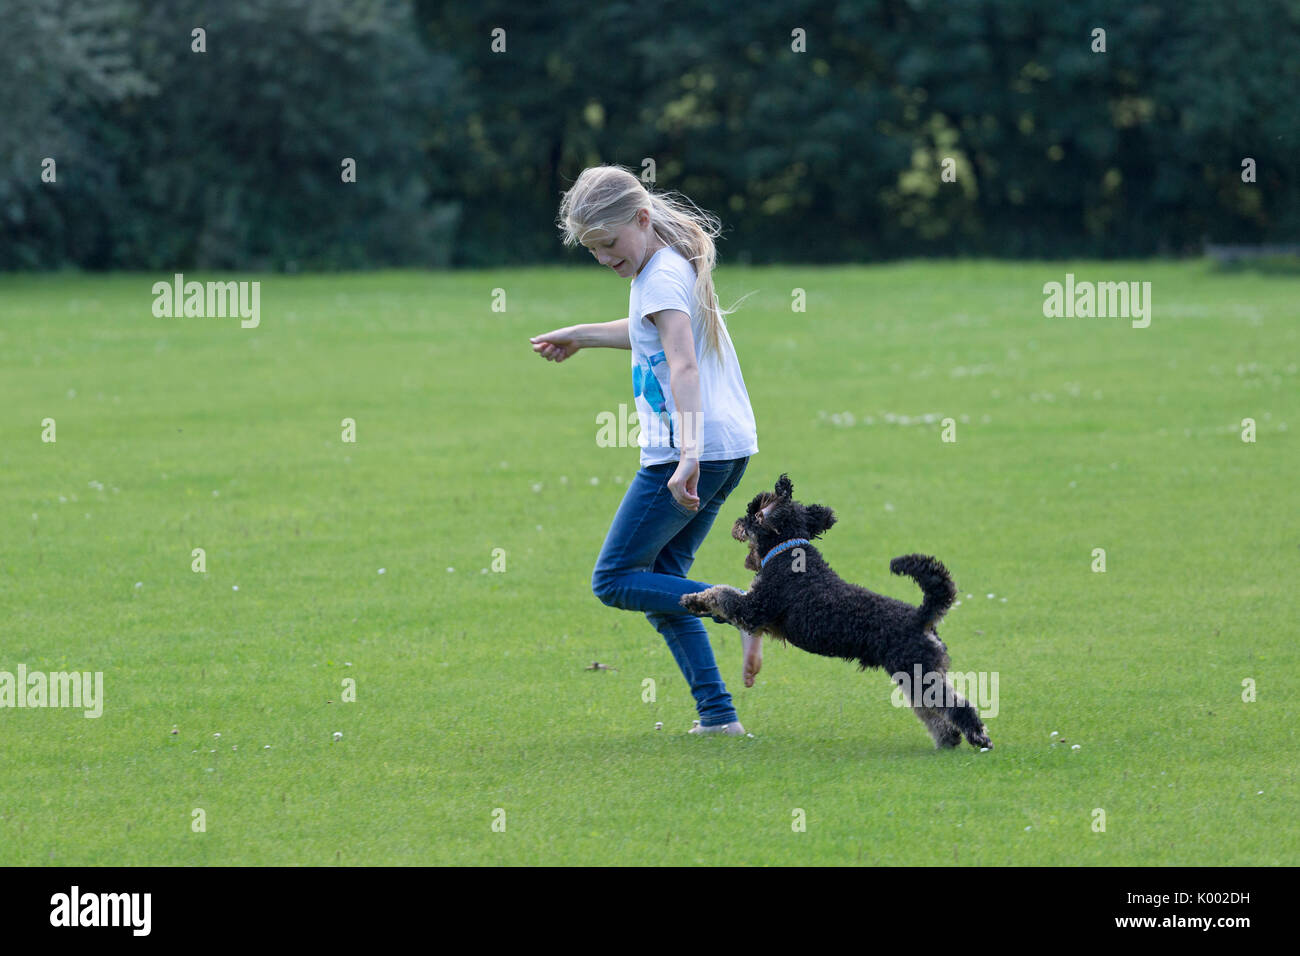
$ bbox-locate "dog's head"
[731,474,836,571]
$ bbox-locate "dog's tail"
[890,554,957,631]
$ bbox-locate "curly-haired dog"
[680,474,992,750]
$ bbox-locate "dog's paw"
[679,592,712,616]
[936,727,962,749]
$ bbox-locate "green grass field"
[1,261,1296,865]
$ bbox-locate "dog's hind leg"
[891,671,962,749]
[889,636,965,750]
[939,682,992,750]
[917,706,962,749]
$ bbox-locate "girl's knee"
[591,571,620,608]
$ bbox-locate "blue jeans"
[591,456,750,726]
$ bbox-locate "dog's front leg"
[681,586,773,634]
[679,585,746,624]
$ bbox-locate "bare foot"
[741,630,762,687]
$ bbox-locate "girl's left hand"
[668,457,700,511]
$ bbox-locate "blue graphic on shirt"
[632,350,675,447]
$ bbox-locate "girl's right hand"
[529,328,581,363]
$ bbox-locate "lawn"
[0,260,1295,865]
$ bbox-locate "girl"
[529,165,761,735]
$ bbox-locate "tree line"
[2,0,1295,270]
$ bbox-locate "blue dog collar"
[760,538,812,569]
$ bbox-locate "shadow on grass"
[530,727,986,762]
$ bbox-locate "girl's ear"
[806,505,836,539]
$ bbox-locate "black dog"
[680,474,992,750]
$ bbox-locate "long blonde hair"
[557,165,742,365]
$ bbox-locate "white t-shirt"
[627,245,759,466]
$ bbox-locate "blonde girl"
[530,165,761,734]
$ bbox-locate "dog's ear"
[745,492,765,517]
[775,474,793,499]
[805,504,836,539]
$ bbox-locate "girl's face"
[579,207,659,278]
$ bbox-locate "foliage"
[2,0,1296,268]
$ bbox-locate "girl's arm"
[653,309,702,458]
[530,319,629,361]
[573,318,631,349]
[652,309,704,511]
